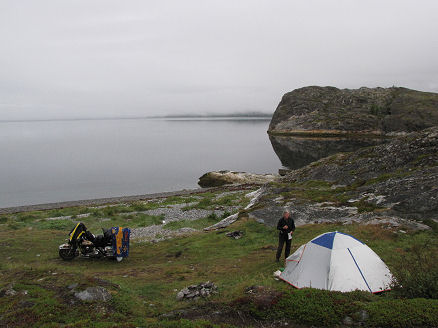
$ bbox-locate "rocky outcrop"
[198,170,276,187]
[269,86,438,135]
[249,127,438,229]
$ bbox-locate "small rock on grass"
[67,283,78,290]
[225,230,244,239]
[343,316,354,326]
[176,281,218,300]
[74,286,111,302]
[0,284,17,297]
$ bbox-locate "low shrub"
[152,319,233,328]
[364,298,438,327]
[247,288,371,327]
[390,239,438,299]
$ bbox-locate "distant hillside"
[163,112,272,118]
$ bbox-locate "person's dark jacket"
[277,216,295,236]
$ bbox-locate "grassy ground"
[0,190,437,327]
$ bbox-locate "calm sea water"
[0,118,281,208]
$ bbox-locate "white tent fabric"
[279,231,392,293]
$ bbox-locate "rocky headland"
[247,86,438,231]
[268,86,438,169]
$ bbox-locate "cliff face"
[251,127,438,229]
[269,135,383,170]
[269,86,438,135]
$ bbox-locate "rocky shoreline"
[0,184,257,215]
[0,184,263,243]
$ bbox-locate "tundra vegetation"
[0,188,437,328]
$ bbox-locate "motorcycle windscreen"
[111,227,130,258]
[69,222,87,244]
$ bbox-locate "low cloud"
[1,0,437,120]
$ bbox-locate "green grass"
[163,213,221,230]
[2,208,165,235]
[0,189,437,327]
[182,191,250,211]
[271,179,389,213]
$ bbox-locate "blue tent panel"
[311,231,336,249]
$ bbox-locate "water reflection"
[269,135,386,170]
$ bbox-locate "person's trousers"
[276,233,292,260]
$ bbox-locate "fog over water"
[0,118,280,207]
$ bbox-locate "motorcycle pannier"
[111,227,130,258]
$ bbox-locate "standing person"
[276,210,295,262]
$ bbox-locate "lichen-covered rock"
[198,170,276,187]
[269,86,438,135]
[249,127,438,229]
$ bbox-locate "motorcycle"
[59,222,129,262]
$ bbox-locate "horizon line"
[0,113,273,123]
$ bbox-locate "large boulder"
[198,170,276,187]
[268,86,438,135]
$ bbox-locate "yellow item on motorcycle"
[111,227,130,258]
[69,223,85,241]
[69,223,80,241]
[112,227,123,255]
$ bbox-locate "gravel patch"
[129,202,242,241]
[143,207,224,222]
[131,225,198,242]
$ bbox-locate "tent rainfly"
[279,231,392,293]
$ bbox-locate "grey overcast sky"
[1,1,437,120]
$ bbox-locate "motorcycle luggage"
[111,227,130,259]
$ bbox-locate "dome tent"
[279,231,392,293]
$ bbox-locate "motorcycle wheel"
[59,248,76,260]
